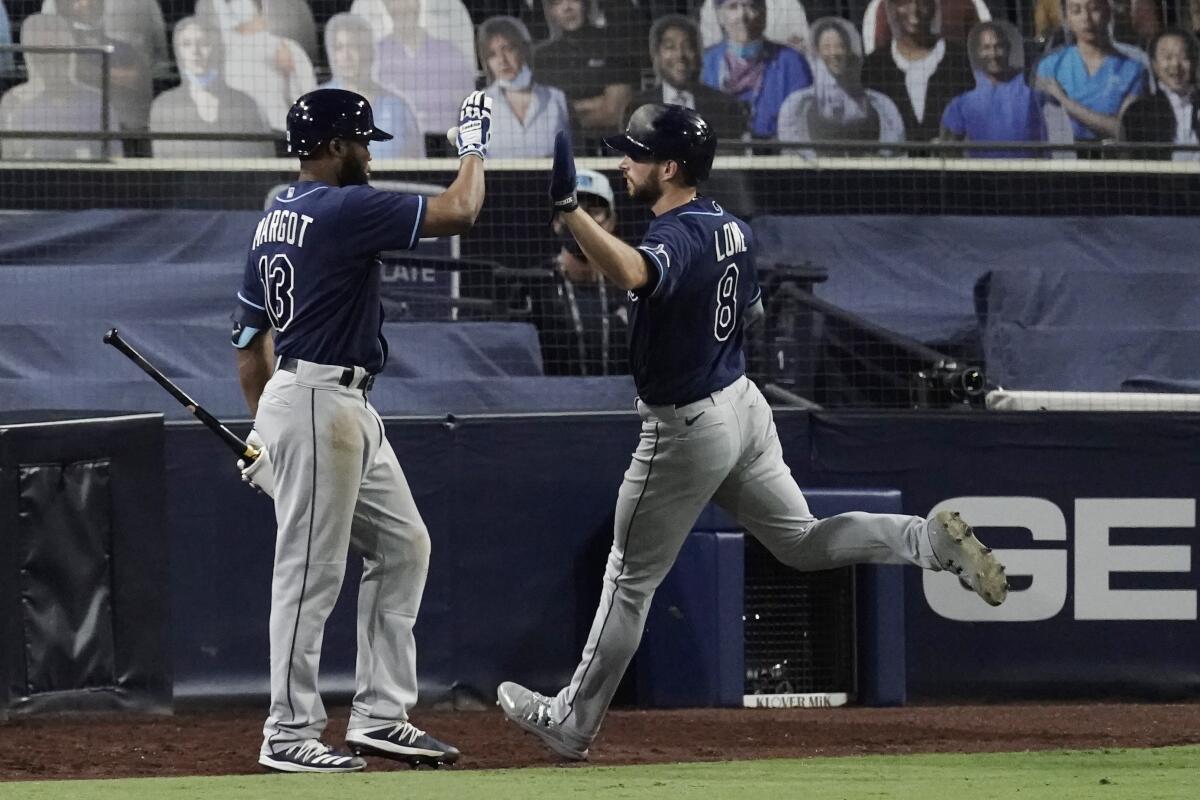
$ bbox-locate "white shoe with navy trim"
[346,721,461,767]
[259,739,366,773]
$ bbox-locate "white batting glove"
[447,91,493,160]
[238,429,275,499]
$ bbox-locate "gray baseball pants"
[548,375,942,748]
[254,360,430,752]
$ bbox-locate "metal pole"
[100,47,111,159]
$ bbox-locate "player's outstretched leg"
[713,381,1008,606]
[753,508,1010,607]
[720,473,1010,607]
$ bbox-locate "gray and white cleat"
[928,510,1009,606]
[346,721,460,768]
[496,681,589,761]
[259,739,366,773]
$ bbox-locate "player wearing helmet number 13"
[496,104,1010,761]
[232,88,492,773]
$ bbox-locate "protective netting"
[743,537,855,699]
[0,0,1197,414]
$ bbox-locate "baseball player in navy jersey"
[497,104,1009,760]
[232,88,492,773]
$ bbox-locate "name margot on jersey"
[252,209,316,250]
[713,220,747,262]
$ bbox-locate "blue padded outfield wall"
[164,410,1200,703]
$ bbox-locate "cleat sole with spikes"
[933,510,1008,607]
[349,742,459,767]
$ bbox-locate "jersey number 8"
[714,263,739,342]
[258,254,296,331]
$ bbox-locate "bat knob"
[104,328,118,344]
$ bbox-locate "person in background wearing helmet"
[231,88,493,773]
[496,104,1010,761]
[519,168,630,375]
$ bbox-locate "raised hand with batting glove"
[238,429,274,499]
[549,130,578,214]
[448,91,493,160]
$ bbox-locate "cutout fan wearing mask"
[477,15,569,157]
[149,16,273,158]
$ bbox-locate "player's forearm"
[422,156,485,237]
[236,333,274,416]
[563,208,648,291]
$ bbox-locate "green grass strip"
[1,745,1196,800]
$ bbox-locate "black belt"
[278,357,376,392]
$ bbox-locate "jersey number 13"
[258,254,295,330]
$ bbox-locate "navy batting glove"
[549,130,579,214]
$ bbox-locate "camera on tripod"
[912,360,986,408]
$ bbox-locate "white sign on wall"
[923,497,1197,622]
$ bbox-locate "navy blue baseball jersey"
[630,198,762,405]
[232,181,426,372]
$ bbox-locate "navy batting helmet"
[286,89,393,157]
[604,103,717,182]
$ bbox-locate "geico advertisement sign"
[924,497,1197,622]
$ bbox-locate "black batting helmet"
[604,103,717,182]
[286,88,393,157]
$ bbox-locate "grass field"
[1,746,1195,800]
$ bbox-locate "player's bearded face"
[337,140,371,185]
[623,161,664,204]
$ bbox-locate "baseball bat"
[103,328,260,460]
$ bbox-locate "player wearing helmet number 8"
[232,88,491,773]
[497,104,1010,761]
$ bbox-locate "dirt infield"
[2,703,1199,782]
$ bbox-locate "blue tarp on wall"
[977,269,1200,391]
[2,211,1197,409]
[753,214,1200,352]
[0,210,635,416]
